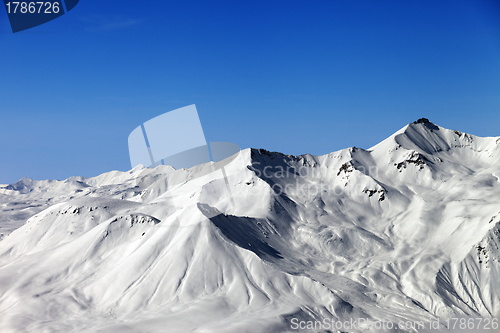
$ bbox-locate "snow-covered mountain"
[0,119,499,332]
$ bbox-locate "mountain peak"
[369,118,500,164]
[413,117,431,124]
[410,118,440,131]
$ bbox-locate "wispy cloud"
[81,15,146,32]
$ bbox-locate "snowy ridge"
[0,120,499,332]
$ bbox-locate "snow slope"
[0,119,499,332]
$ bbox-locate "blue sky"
[1,0,499,184]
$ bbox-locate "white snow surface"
[0,121,499,332]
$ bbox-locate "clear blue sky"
[1,0,499,184]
